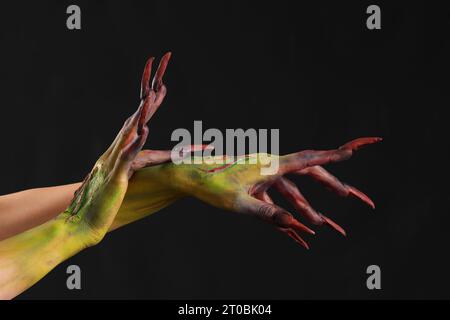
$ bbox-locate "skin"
[0,52,172,299]
[0,183,83,240]
[115,138,381,248]
[0,52,381,299]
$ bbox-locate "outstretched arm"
[0,139,382,252]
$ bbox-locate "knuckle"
[257,203,277,220]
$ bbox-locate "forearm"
[0,161,189,241]
[0,165,183,239]
[0,183,82,241]
[0,168,179,299]
[0,214,87,299]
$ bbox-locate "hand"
[63,52,171,246]
[129,137,381,249]
[0,53,172,299]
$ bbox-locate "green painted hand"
[0,52,171,299]
[115,137,381,249]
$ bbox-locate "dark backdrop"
[0,0,449,299]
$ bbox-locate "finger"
[186,144,215,152]
[297,166,375,209]
[340,137,382,151]
[253,191,322,244]
[279,137,382,174]
[152,52,172,92]
[131,144,214,170]
[243,196,315,235]
[138,91,156,132]
[320,214,346,237]
[115,105,143,156]
[140,57,155,100]
[272,177,323,225]
[173,144,214,158]
[109,97,148,163]
[121,126,149,162]
[237,196,315,248]
[253,191,274,204]
[141,52,172,126]
[278,227,310,249]
[153,84,167,108]
[272,177,346,236]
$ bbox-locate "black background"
[0,0,449,299]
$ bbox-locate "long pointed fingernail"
[299,239,310,250]
[290,231,310,249]
[152,52,172,91]
[340,137,383,151]
[292,219,315,235]
[140,57,154,100]
[320,214,346,237]
[346,185,375,209]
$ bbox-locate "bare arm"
[0,183,81,241]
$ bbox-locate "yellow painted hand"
[116,137,381,250]
[0,53,171,299]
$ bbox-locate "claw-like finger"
[279,137,382,174]
[274,213,315,235]
[347,185,375,209]
[320,214,346,236]
[139,52,172,127]
[138,91,156,132]
[152,52,172,92]
[253,191,315,234]
[272,177,347,236]
[124,103,144,139]
[140,57,154,100]
[121,126,149,162]
[272,177,324,225]
[173,144,214,158]
[339,137,382,151]
[297,166,375,209]
[237,196,314,248]
[131,144,214,170]
[186,144,215,152]
[278,227,309,249]
[254,191,274,204]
